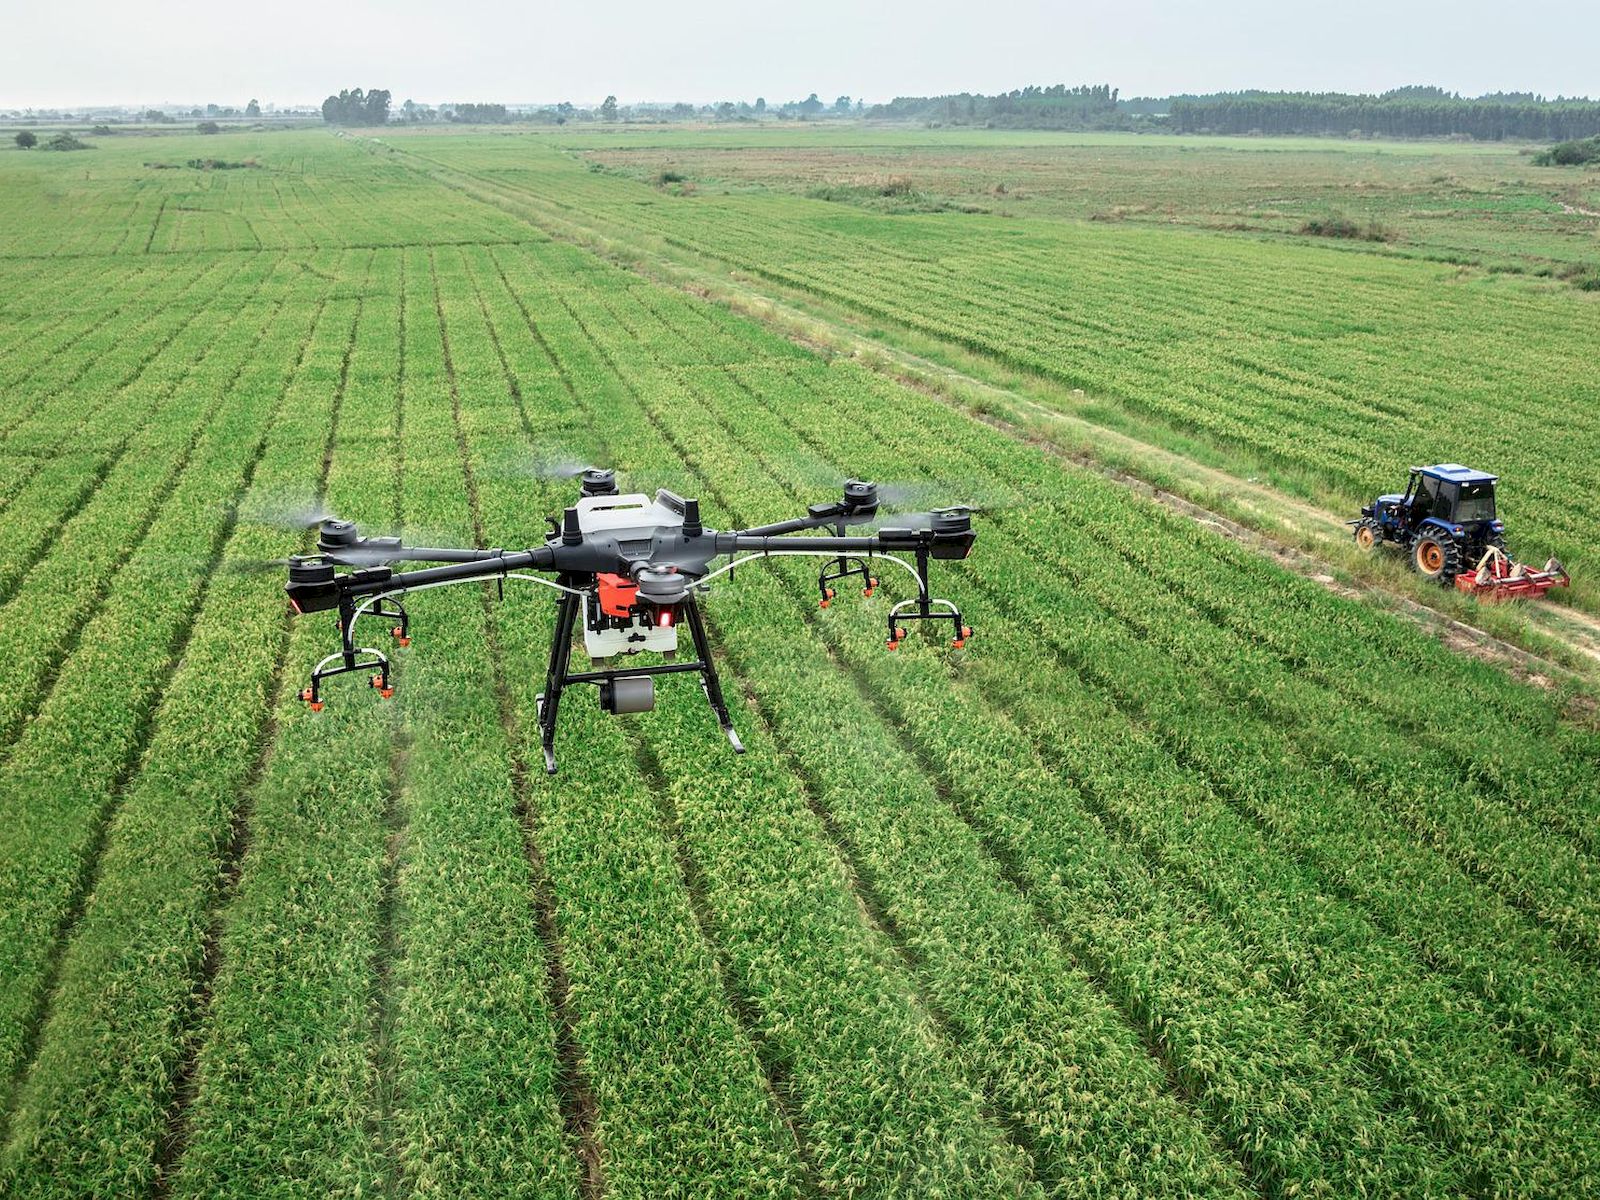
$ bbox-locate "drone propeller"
[877,505,979,532]
[242,494,342,532]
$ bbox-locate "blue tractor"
[1351,464,1505,584]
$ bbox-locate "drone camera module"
[599,675,655,715]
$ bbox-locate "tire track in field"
[367,257,408,1199]
[430,249,603,1198]
[153,266,371,1195]
[0,283,335,1154]
[519,264,1043,1187]
[461,246,823,1195]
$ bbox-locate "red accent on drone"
[597,572,638,618]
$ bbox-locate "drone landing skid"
[535,585,741,775]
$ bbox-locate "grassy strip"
[0,277,341,1194]
[445,242,809,1196]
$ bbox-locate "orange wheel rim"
[1421,543,1443,571]
[1357,528,1375,549]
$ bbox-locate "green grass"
[0,125,1598,1198]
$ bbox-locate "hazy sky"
[3,0,1593,109]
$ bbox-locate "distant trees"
[14,130,36,149]
[143,108,174,123]
[798,93,823,115]
[196,121,221,134]
[321,88,391,125]
[755,97,766,114]
[834,95,852,113]
[869,84,1122,129]
[601,95,619,122]
[1168,90,1600,140]
[447,103,510,123]
[245,98,261,117]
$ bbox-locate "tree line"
[869,84,1122,129]
[1167,89,1600,140]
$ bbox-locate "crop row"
[0,271,347,1193]
[515,240,1600,1196]
[0,254,344,1147]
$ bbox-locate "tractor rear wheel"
[1411,529,1462,583]
[1353,519,1383,552]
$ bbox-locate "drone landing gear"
[298,595,410,709]
[536,585,742,775]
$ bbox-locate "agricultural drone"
[284,470,976,772]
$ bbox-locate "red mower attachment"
[1455,546,1570,602]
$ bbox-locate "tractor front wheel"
[1353,519,1383,552]
[1411,530,1462,583]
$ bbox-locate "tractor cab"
[1367,464,1501,536]
[1400,464,1498,527]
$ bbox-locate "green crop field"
[1,125,1598,1199]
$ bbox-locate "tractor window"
[1414,476,1440,519]
[1455,483,1496,523]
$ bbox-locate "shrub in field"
[1534,136,1600,166]
[195,120,221,134]
[1299,213,1394,241]
[14,130,37,148]
[42,132,91,151]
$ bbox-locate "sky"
[2,0,1594,110]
